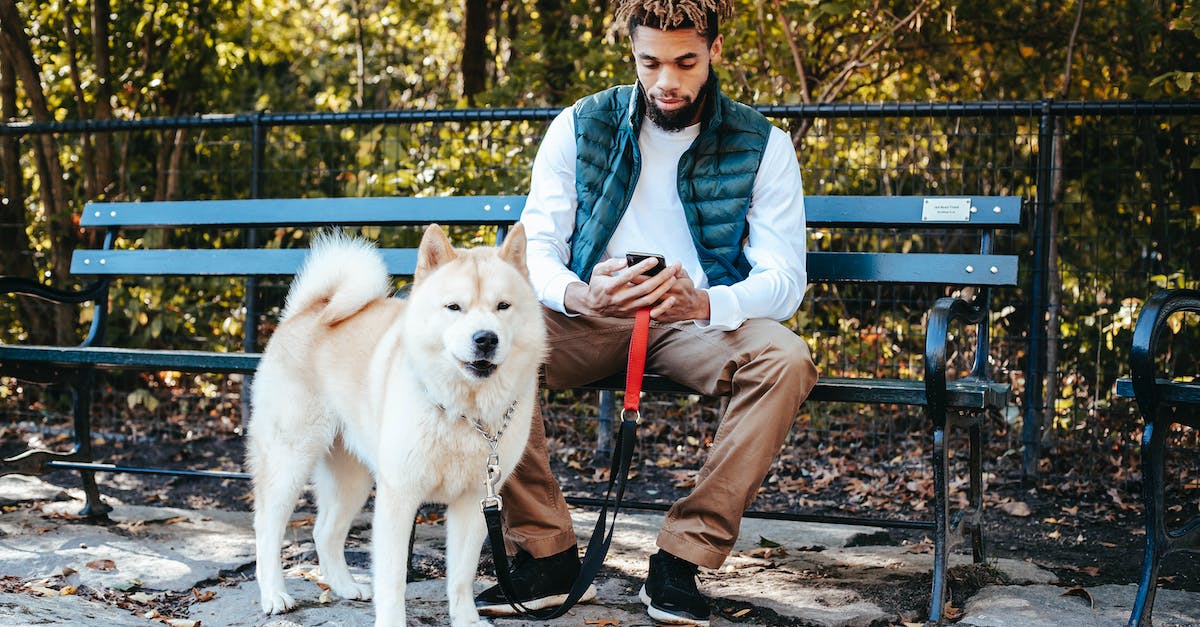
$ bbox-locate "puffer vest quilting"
[568,76,774,286]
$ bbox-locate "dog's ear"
[415,223,457,283]
[498,223,528,277]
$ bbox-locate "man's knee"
[746,325,818,396]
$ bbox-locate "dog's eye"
[445,303,461,312]
[497,301,511,311]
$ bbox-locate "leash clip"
[481,452,504,511]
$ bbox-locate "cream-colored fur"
[246,224,546,627]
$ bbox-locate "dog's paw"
[451,618,492,627]
[260,591,297,615]
[330,580,372,601]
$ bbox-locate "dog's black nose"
[473,330,498,356]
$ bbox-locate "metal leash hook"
[481,450,503,511]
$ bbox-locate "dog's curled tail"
[281,230,391,325]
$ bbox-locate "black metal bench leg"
[69,371,111,518]
[1129,419,1166,627]
[968,420,986,562]
[928,421,950,625]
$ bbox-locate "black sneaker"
[475,546,597,616]
[639,550,711,626]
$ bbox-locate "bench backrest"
[76,195,1022,287]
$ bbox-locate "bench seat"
[1115,377,1200,405]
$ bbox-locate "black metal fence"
[1,100,1198,496]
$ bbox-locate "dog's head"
[407,223,544,383]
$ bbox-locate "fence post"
[1021,99,1056,482]
[242,113,265,422]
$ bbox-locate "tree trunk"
[0,0,80,345]
[1040,0,1085,450]
[62,2,99,199]
[91,0,115,200]
[462,0,490,105]
[537,0,571,105]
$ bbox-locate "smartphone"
[625,251,666,277]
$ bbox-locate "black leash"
[481,308,651,619]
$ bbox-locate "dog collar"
[435,399,519,511]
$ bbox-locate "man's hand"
[644,266,710,322]
[564,256,677,318]
[563,258,710,322]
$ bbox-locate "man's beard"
[642,84,707,132]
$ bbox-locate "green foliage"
[1,0,1197,446]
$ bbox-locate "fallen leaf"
[1061,585,1094,608]
[86,559,116,571]
[112,578,142,592]
[129,591,157,603]
[999,501,1032,517]
[758,536,782,548]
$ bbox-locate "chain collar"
[436,399,519,511]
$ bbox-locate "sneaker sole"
[638,585,710,626]
[476,584,597,617]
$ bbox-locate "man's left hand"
[639,266,710,322]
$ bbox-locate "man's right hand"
[563,256,679,317]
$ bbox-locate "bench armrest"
[924,295,990,419]
[0,275,108,304]
[1130,288,1200,416]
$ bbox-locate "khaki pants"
[500,307,819,569]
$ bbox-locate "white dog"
[246,223,546,626]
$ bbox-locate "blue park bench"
[0,193,1022,624]
[1114,288,1200,627]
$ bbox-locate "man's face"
[630,25,723,132]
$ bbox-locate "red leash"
[623,307,652,417]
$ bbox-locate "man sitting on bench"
[473,1,818,624]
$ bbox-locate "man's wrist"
[562,281,590,315]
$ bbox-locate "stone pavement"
[1,475,1197,627]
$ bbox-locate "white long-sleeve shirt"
[521,106,808,331]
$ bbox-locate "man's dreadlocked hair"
[614,0,734,44]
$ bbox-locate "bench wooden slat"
[71,249,418,276]
[1115,377,1200,405]
[0,345,1010,409]
[80,196,526,228]
[809,252,1017,286]
[804,195,1022,226]
[70,248,1018,286]
[80,195,1023,229]
[0,345,259,374]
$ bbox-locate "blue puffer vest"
[568,73,774,286]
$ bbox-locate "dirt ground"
[1,388,1197,623]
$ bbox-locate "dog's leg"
[371,481,419,627]
[444,494,493,627]
[250,428,325,615]
[313,441,373,601]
